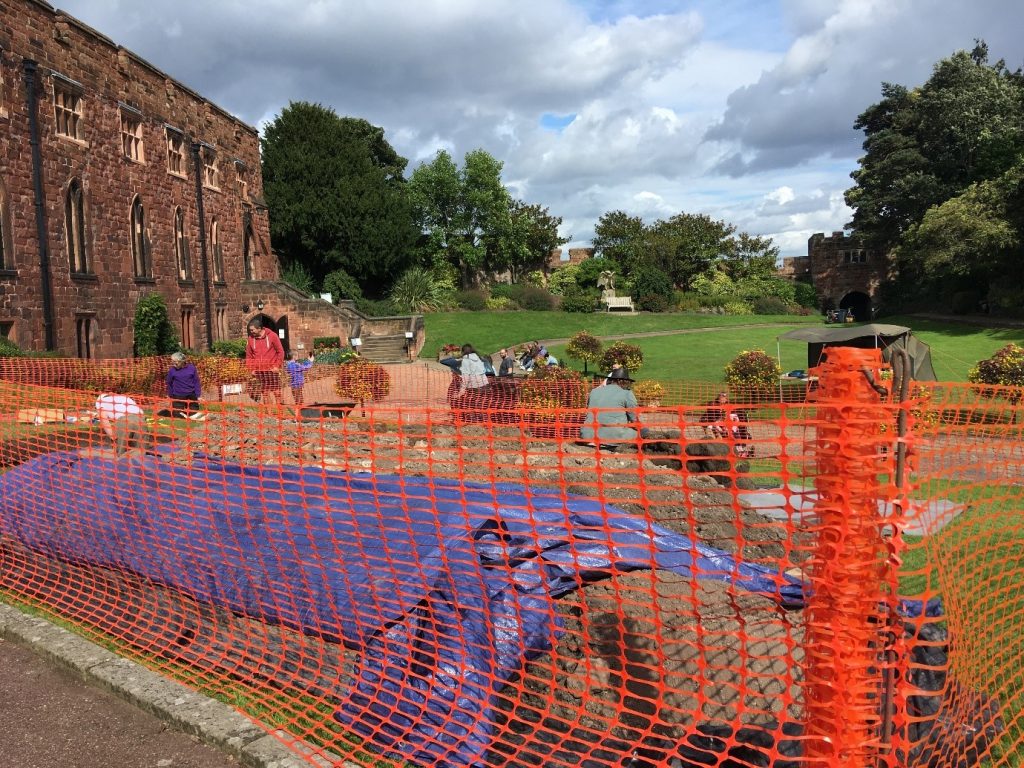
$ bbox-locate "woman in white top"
[458,344,489,395]
[95,393,152,456]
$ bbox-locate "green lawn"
[420,311,819,358]
[423,311,1024,383]
[884,315,1024,381]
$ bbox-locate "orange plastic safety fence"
[0,354,1017,768]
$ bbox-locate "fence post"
[803,346,896,765]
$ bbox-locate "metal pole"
[23,60,56,352]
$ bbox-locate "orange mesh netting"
[0,353,1017,767]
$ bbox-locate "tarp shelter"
[777,323,937,381]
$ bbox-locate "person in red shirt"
[246,318,285,406]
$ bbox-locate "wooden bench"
[603,295,635,312]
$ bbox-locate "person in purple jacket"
[166,351,204,420]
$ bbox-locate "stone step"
[358,335,413,363]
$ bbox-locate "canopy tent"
[777,323,937,381]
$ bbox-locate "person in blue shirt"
[286,351,314,406]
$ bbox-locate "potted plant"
[633,379,665,407]
[439,343,461,362]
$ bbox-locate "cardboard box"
[17,408,66,424]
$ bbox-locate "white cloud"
[49,0,1024,258]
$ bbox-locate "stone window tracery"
[174,207,191,281]
[66,179,89,274]
[130,196,151,279]
[202,146,220,189]
[166,127,185,176]
[210,217,224,282]
[53,76,84,141]
[120,107,144,162]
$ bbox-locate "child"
[285,351,314,406]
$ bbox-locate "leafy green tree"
[261,102,417,290]
[507,200,569,281]
[592,211,647,275]
[322,268,363,302]
[133,293,178,356]
[846,43,1024,253]
[648,213,734,289]
[409,149,564,285]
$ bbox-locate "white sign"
[222,383,244,396]
[278,328,286,339]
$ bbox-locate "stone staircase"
[358,335,412,364]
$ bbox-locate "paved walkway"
[0,635,240,768]
[0,602,344,768]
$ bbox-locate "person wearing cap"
[166,351,203,420]
[580,367,650,447]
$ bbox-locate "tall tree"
[408,149,563,285]
[592,210,647,275]
[261,102,417,291]
[846,44,1024,250]
[648,213,735,289]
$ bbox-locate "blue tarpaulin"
[0,451,804,766]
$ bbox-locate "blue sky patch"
[539,112,577,132]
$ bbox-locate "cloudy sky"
[54,0,1024,256]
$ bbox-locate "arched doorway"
[839,291,871,322]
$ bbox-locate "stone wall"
[546,246,594,271]
[807,232,890,312]
[239,281,425,357]
[0,0,276,356]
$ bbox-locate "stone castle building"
[783,232,889,320]
[0,0,421,361]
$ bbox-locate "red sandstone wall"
[0,0,276,356]
[807,232,890,308]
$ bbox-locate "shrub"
[194,355,251,390]
[389,267,447,312]
[0,337,23,357]
[133,293,178,356]
[547,266,579,296]
[752,295,792,315]
[322,269,363,302]
[565,331,603,373]
[485,296,518,311]
[969,343,1024,402]
[633,379,665,406]
[674,292,702,312]
[336,358,391,402]
[793,280,818,308]
[83,363,162,395]
[523,270,546,287]
[313,336,342,350]
[951,290,981,315]
[723,301,754,316]
[724,349,781,392]
[456,289,489,311]
[560,287,599,313]
[575,258,610,291]
[313,346,358,365]
[631,266,674,312]
[355,297,397,317]
[211,339,247,358]
[518,285,556,311]
[600,341,644,374]
[489,283,517,301]
[519,365,589,410]
[280,261,315,296]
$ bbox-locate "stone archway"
[839,291,871,322]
